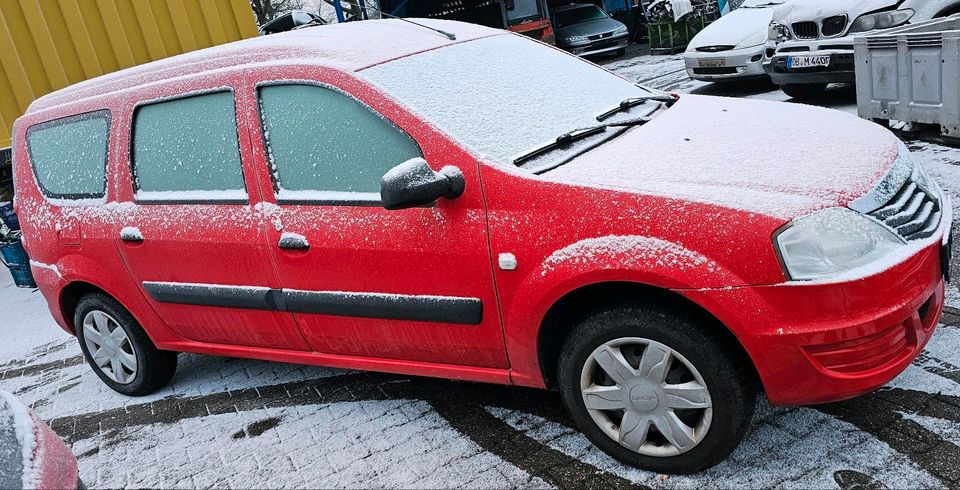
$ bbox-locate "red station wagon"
[12,19,954,473]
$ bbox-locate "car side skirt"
[157,338,514,385]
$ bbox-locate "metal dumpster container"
[854,15,960,142]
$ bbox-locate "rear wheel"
[75,293,177,396]
[781,83,827,99]
[557,304,756,474]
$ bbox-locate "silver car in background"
[552,3,629,57]
[764,0,960,99]
[684,1,786,82]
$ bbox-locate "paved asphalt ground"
[3,48,960,488]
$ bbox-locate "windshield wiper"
[742,2,784,7]
[596,94,677,122]
[513,116,651,166]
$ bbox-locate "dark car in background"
[553,3,629,56]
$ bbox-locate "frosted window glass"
[133,92,246,195]
[28,113,109,198]
[259,84,421,196]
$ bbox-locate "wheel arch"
[59,280,114,334]
[535,281,760,390]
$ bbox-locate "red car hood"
[542,95,900,220]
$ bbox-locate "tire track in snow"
[39,358,960,488]
[47,372,639,489]
[820,388,960,487]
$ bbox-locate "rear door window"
[132,91,247,202]
[257,84,422,203]
[27,112,111,199]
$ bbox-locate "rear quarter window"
[132,91,246,202]
[26,111,111,200]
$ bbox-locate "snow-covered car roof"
[27,19,500,114]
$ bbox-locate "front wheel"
[75,293,177,396]
[781,82,827,99]
[557,304,757,474]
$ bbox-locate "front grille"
[697,45,735,53]
[821,15,848,37]
[588,32,614,41]
[792,21,819,39]
[693,67,739,75]
[868,177,942,241]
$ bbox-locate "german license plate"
[787,55,830,69]
[698,58,726,68]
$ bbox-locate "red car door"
[241,65,508,371]
[112,72,308,351]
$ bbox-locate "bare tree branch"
[250,0,307,26]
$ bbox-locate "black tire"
[781,83,827,99]
[557,303,757,474]
[74,293,177,396]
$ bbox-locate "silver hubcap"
[580,337,712,457]
[82,310,137,384]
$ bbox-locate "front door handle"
[120,227,144,243]
[278,233,309,250]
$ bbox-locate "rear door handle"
[278,233,309,250]
[120,227,144,243]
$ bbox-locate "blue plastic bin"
[0,239,36,288]
[0,240,29,267]
[6,266,36,288]
[0,202,18,231]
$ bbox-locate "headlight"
[849,9,914,33]
[565,35,590,44]
[613,26,628,36]
[768,22,791,42]
[737,30,768,49]
[775,208,905,281]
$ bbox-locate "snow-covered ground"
[2,51,960,489]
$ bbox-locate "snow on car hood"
[772,0,895,23]
[542,95,900,220]
[689,4,778,48]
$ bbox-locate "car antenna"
[360,4,457,40]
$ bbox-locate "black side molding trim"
[141,282,481,325]
[143,282,285,311]
[282,290,483,325]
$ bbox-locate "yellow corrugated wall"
[0,0,258,148]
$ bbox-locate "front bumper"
[683,230,950,406]
[765,38,857,85]
[561,34,629,56]
[684,45,767,81]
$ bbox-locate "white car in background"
[764,0,960,99]
[684,1,788,82]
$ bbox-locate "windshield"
[555,6,608,27]
[506,0,544,23]
[361,35,654,171]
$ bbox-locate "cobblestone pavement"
[3,52,960,489]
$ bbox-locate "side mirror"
[258,10,322,35]
[380,158,465,211]
[505,0,516,11]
